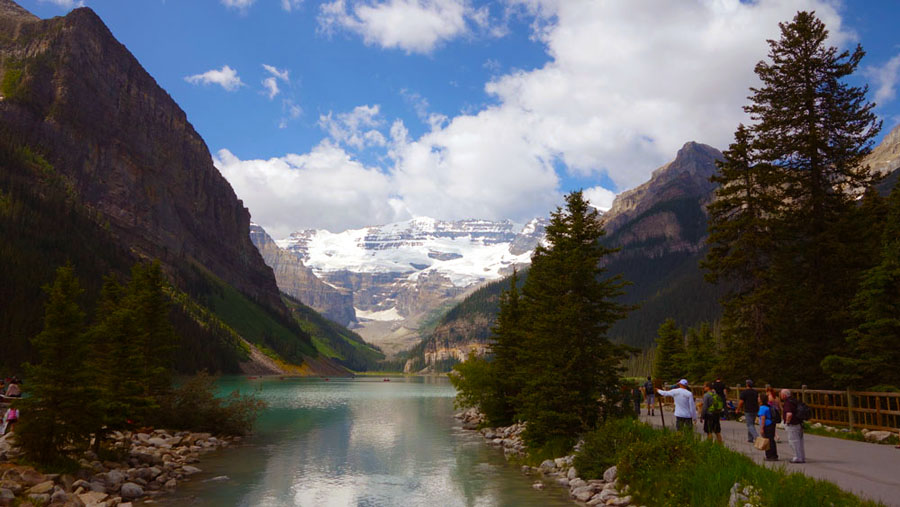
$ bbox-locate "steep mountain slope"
[274,217,546,355]
[250,224,356,327]
[0,1,341,375]
[870,124,900,195]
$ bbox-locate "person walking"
[781,389,806,463]
[643,376,655,416]
[631,383,642,418]
[701,382,724,443]
[657,379,697,432]
[758,392,778,461]
[766,386,783,442]
[711,377,728,410]
[737,379,759,442]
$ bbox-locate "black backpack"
[795,399,811,422]
[769,402,781,424]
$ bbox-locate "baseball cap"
[678,379,688,386]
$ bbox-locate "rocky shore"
[455,408,637,506]
[0,429,237,506]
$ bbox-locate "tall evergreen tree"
[706,11,881,385]
[822,184,900,389]
[14,265,94,465]
[653,318,685,383]
[485,269,524,426]
[684,322,719,383]
[517,191,630,449]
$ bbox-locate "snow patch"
[355,307,403,321]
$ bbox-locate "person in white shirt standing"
[657,379,697,432]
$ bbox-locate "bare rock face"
[0,3,285,314]
[250,224,356,326]
[866,123,900,176]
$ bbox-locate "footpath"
[638,412,900,506]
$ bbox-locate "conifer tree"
[653,318,685,383]
[822,184,900,389]
[485,269,524,426]
[14,265,94,465]
[516,191,630,449]
[706,11,881,385]
[684,322,718,383]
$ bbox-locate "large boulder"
[119,482,143,499]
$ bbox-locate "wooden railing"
[654,384,900,432]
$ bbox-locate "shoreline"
[454,408,635,506]
[0,429,238,506]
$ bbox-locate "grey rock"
[555,477,570,487]
[27,493,51,506]
[50,488,68,503]
[571,486,596,502]
[609,495,633,506]
[104,469,125,488]
[88,481,106,493]
[568,478,587,489]
[0,489,14,502]
[567,467,577,480]
[532,482,544,490]
[603,465,618,483]
[120,482,144,499]
[539,459,556,472]
[181,465,202,475]
[164,479,177,490]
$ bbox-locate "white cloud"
[318,0,488,54]
[261,64,290,100]
[867,52,900,106]
[224,0,855,234]
[39,0,84,8]
[221,0,255,10]
[214,144,405,237]
[282,0,303,11]
[584,186,616,212]
[318,105,387,149]
[279,99,303,129]
[185,65,244,92]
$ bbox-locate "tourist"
[737,379,759,442]
[657,379,697,432]
[758,392,778,461]
[4,382,21,398]
[643,376,655,416]
[766,386,783,441]
[781,389,806,463]
[711,376,728,410]
[701,382,724,443]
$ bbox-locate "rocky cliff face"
[866,124,900,176]
[0,2,284,313]
[249,224,356,327]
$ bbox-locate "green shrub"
[153,372,266,435]
[573,418,658,479]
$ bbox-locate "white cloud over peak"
[867,52,900,106]
[318,0,487,54]
[185,65,244,92]
[318,105,388,149]
[39,0,84,8]
[215,144,405,238]
[584,186,616,212]
[223,0,854,235]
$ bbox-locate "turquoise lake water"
[161,376,572,506]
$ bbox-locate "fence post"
[847,387,854,431]
[876,396,882,429]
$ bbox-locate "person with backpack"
[643,376,655,416]
[781,389,806,463]
[737,379,759,443]
[701,382,724,443]
[631,383,643,418]
[757,392,778,461]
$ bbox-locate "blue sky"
[18,0,900,237]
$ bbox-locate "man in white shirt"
[657,379,697,432]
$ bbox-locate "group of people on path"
[644,377,809,464]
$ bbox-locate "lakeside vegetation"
[573,419,881,507]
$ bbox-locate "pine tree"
[14,265,94,465]
[684,322,719,383]
[653,318,685,383]
[517,191,630,449]
[129,261,177,400]
[822,184,900,389]
[706,11,881,385]
[485,269,524,426]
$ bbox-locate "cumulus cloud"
[584,186,616,212]
[261,64,290,100]
[282,0,303,11]
[318,105,388,149]
[185,65,244,92]
[867,52,900,106]
[318,0,487,54]
[214,144,405,237]
[224,0,855,234]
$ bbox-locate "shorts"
[704,416,721,434]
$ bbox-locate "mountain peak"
[0,0,40,23]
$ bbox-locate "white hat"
[678,379,689,386]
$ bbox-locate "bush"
[573,418,657,479]
[152,372,266,435]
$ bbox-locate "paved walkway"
[638,411,900,506]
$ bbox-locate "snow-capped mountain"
[278,217,546,290]
[269,217,546,355]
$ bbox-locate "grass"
[574,418,883,506]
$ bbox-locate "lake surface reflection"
[162,376,572,506]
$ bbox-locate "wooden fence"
[652,384,900,432]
